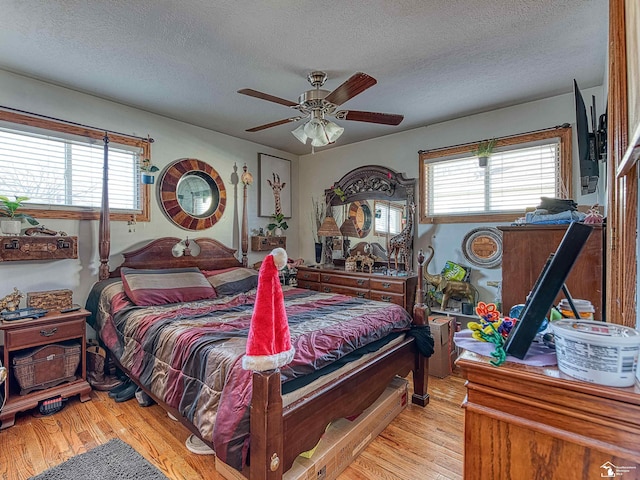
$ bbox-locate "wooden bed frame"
[96,157,430,480]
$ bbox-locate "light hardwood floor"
[0,371,465,480]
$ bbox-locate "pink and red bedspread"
[87,280,412,470]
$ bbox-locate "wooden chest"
[27,289,73,311]
[0,236,78,262]
[12,341,81,395]
[251,235,286,251]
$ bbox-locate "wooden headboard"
[108,237,242,278]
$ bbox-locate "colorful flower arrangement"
[467,302,517,366]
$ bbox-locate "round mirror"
[348,201,372,238]
[177,173,218,217]
[159,158,226,230]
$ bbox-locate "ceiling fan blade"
[336,110,404,125]
[238,88,298,107]
[324,73,377,106]
[245,117,300,132]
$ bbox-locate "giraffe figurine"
[387,203,415,271]
[267,173,286,216]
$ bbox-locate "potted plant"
[471,138,497,167]
[0,195,39,235]
[267,213,288,237]
[140,158,160,184]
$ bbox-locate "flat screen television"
[574,79,607,195]
[503,222,594,359]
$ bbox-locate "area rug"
[29,438,169,480]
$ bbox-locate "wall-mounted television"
[573,79,607,195]
[504,222,594,359]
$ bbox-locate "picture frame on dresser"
[258,153,291,218]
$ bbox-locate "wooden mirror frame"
[348,200,373,238]
[159,158,227,230]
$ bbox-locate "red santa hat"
[242,248,295,371]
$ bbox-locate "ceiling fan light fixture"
[292,117,344,148]
[323,120,344,143]
[291,123,308,143]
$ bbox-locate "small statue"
[0,287,23,312]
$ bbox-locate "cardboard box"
[429,315,457,378]
[216,376,408,480]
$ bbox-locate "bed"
[89,159,431,480]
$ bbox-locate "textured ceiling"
[0,0,608,156]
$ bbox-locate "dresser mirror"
[159,158,227,230]
[325,165,416,271]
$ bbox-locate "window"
[419,127,571,224]
[0,110,151,222]
[374,200,404,235]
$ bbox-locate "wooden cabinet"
[296,266,418,313]
[457,351,640,479]
[0,236,78,262]
[0,309,91,429]
[251,235,286,252]
[498,225,604,319]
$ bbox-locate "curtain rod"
[417,123,570,154]
[0,105,154,143]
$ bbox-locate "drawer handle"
[40,327,58,337]
[381,296,392,302]
[323,287,332,293]
[303,273,312,279]
[322,275,330,282]
[356,279,366,286]
[382,282,391,288]
[357,292,366,298]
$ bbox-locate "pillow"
[121,267,217,306]
[203,267,259,296]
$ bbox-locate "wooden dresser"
[296,266,418,314]
[498,224,604,319]
[457,351,640,479]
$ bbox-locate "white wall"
[297,85,605,305]
[0,70,299,307]
[0,68,605,310]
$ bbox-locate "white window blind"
[425,139,561,217]
[375,201,404,235]
[0,126,142,212]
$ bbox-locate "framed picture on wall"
[258,153,291,218]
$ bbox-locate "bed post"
[250,370,284,480]
[241,164,251,268]
[99,133,110,280]
[411,249,430,406]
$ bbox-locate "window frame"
[373,200,404,236]
[0,109,151,222]
[418,126,572,224]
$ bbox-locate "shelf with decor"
[0,236,78,262]
[251,235,286,252]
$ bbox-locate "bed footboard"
[249,337,419,480]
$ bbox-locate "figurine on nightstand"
[0,287,23,312]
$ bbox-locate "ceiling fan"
[238,71,404,148]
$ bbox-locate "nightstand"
[0,309,92,429]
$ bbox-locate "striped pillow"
[202,267,259,296]
[121,267,217,306]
